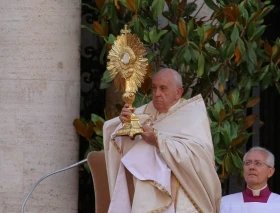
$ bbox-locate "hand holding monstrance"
[107,25,148,139]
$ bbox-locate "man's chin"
[153,103,163,111]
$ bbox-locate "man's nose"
[154,89,160,96]
[248,164,256,169]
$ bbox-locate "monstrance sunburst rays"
[106,25,148,139]
[107,26,148,93]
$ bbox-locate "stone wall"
[0,0,81,212]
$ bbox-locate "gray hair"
[156,68,183,87]
[243,146,275,168]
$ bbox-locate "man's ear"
[268,167,275,178]
[176,87,184,98]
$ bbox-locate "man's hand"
[141,125,158,148]
[119,104,135,123]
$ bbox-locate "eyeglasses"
[243,161,271,168]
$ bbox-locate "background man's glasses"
[243,161,271,168]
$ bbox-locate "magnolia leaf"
[246,97,260,108]
[143,30,150,43]
[114,0,120,9]
[225,153,235,173]
[248,10,262,24]
[215,156,223,165]
[226,41,236,58]
[210,63,222,72]
[242,114,257,131]
[81,25,96,34]
[261,73,272,90]
[247,24,255,39]
[176,37,185,46]
[214,99,225,112]
[156,30,168,42]
[96,120,104,130]
[197,53,205,77]
[132,18,143,39]
[204,27,215,42]
[231,152,243,169]
[247,44,257,65]
[272,45,278,58]
[152,0,165,19]
[234,45,242,64]
[108,34,116,44]
[231,134,244,147]
[93,21,105,36]
[204,0,219,12]
[95,0,106,10]
[219,109,226,121]
[149,27,157,44]
[231,89,239,106]
[264,42,272,57]
[213,133,220,146]
[135,0,141,10]
[187,19,194,35]
[205,47,220,55]
[178,18,187,39]
[237,38,246,54]
[230,25,239,42]
[261,5,274,17]
[160,31,173,57]
[100,69,113,89]
[147,51,158,64]
[183,48,192,63]
[230,122,238,140]
[93,125,103,136]
[91,114,105,125]
[221,126,231,146]
[169,23,181,37]
[73,119,94,140]
[232,5,240,21]
[150,29,169,45]
[223,22,234,29]
[215,147,227,157]
[126,0,136,12]
[251,25,266,40]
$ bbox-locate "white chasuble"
[103,94,221,213]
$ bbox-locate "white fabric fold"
[104,94,221,213]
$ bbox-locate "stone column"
[0,1,81,213]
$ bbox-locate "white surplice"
[220,192,280,213]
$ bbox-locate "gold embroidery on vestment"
[111,138,122,154]
[144,180,173,213]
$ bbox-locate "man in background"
[220,146,280,212]
[103,68,221,213]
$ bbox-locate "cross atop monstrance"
[107,25,148,139]
[121,24,131,35]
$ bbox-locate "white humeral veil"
[220,192,280,213]
[103,95,221,213]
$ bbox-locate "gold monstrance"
[107,25,148,139]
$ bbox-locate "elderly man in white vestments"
[220,146,280,213]
[103,68,221,213]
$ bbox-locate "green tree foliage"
[76,0,280,178]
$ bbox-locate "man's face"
[243,150,275,189]
[152,71,183,113]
